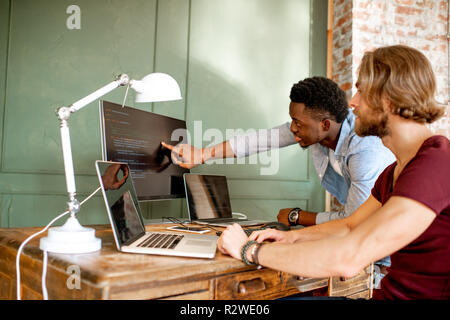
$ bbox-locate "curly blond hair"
[357,45,444,123]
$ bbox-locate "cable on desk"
[161,216,221,233]
[162,216,190,227]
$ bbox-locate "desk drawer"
[215,269,283,300]
[329,266,371,297]
[284,274,329,293]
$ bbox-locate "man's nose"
[290,122,297,133]
[349,92,359,110]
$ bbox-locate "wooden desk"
[0,224,372,300]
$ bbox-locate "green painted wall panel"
[6,194,107,227]
[3,0,157,174]
[0,172,96,195]
[0,0,327,227]
[187,0,311,182]
[310,0,328,77]
[140,0,191,218]
[151,0,190,121]
[231,199,309,222]
[0,195,12,227]
[0,0,10,169]
[187,0,310,129]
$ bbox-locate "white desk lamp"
[39,73,182,254]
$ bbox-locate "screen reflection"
[99,162,145,246]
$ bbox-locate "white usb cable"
[16,186,101,300]
[232,212,248,220]
[41,250,48,300]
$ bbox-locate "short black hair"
[289,77,348,123]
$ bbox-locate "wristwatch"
[288,207,302,226]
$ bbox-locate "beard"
[355,110,390,138]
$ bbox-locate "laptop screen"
[184,174,233,220]
[96,161,146,247]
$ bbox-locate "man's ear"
[321,119,331,131]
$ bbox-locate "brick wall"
[332,0,449,136]
[331,0,354,95]
[329,0,449,211]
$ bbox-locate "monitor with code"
[99,100,189,201]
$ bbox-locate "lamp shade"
[132,72,182,103]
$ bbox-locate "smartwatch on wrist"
[288,207,302,226]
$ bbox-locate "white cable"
[42,250,48,300]
[121,83,130,108]
[16,209,69,300]
[232,212,248,220]
[16,186,101,300]
[79,186,102,206]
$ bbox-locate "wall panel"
[0,0,10,169]
[3,0,158,174]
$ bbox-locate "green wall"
[0,0,328,227]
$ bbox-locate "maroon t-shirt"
[371,135,450,300]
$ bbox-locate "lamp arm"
[56,74,130,216]
[69,74,130,113]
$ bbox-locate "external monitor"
[99,100,189,201]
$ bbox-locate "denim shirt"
[229,111,396,224]
[311,112,395,224]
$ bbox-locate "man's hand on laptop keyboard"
[217,223,249,260]
[248,228,295,244]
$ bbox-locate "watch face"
[289,211,298,223]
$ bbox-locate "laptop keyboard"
[137,233,184,249]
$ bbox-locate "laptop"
[183,173,267,227]
[95,160,218,259]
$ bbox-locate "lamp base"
[39,216,101,254]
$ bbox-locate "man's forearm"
[256,235,355,278]
[202,141,236,162]
[315,210,352,225]
[291,217,352,242]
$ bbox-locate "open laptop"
[95,160,218,259]
[184,173,267,227]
